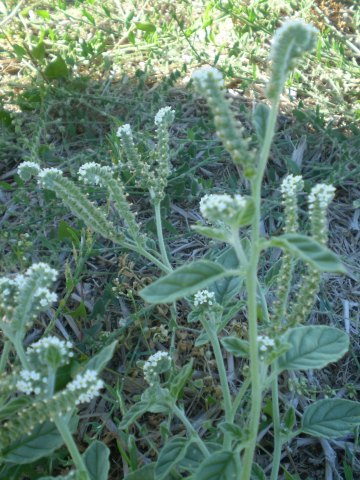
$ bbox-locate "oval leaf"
[118,400,149,429]
[85,340,117,372]
[196,450,238,480]
[277,326,349,371]
[302,399,360,438]
[83,441,110,480]
[191,224,230,243]
[139,260,229,304]
[155,437,190,479]
[221,337,249,358]
[269,234,346,273]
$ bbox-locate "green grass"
[1,0,359,478]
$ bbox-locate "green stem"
[47,367,56,397]
[270,372,282,480]
[231,228,270,325]
[241,99,280,480]
[13,335,29,369]
[230,376,251,421]
[0,340,11,374]
[54,417,89,479]
[154,200,172,271]
[203,316,233,449]
[173,404,210,457]
[135,242,171,273]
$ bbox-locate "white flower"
[280,174,304,197]
[194,289,215,307]
[308,184,335,210]
[143,351,171,386]
[33,287,57,307]
[192,66,224,88]
[154,106,175,125]
[257,335,275,352]
[17,161,41,180]
[27,336,74,365]
[117,124,132,138]
[78,162,113,185]
[26,263,58,282]
[66,370,104,404]
[16,369,42,395]
[200,193,246,224]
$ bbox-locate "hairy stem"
[172,404,210,457]
[270,371,282,480]
[154,200,172,271]
[0,340,11,374]
[55,417,89,479]
[203,316,233,449]
[241,98,280,480]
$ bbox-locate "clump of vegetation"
[1,1,359,479]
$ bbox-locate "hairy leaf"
[83,441,110,480]
[277,326,349,371]
[140,260,230,304]
[221,337,249,358]
[196,450,238,480]
[269,234,346,273]
[302,399,360,438]
[155,437,191,479]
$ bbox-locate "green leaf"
[124,463,155,480]
[82,9,96,25]
[253,103,270,144]
[284,406,296,430]
[31,41,46,61]
[0,396,32,420]
[221,336,249,358]
[219,422,245,442]
[251,463,266,480]
[195,329,209,347]
[277,326,349,371]
[36,10,51,20]
[135,22,156,33]
[170,360,193,399]
[85,340,117,372]
[196,450,238,480]
[269,234,346,273]
[12,44,27,58]
[155,437,190,479]
[118,400,149,429]
[1,420,74,464]
[44,56,68,79]
[302,399,360,438]
[83,441,110,480]
[209,247,243,305]
[140,260,229,304]
[191,224,230,243]
[179,442,221,473]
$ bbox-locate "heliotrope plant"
[0,263,115,480]
[16,19,360,480]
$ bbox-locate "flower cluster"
[37,168,63,188]
[308,183,335,244]
[200,193,247,226]
[78,162,113,186]
[280,174,304,234]
[266,20,318,101]
[192,66,224,89]
[67,370,104,404]
[193,289,216,307]
[192,67,255,177]
[27,336,74,368]
[280,174,304,198]
[308,184,335,211]
[33,287,57,308]
[257,335,275,353]
[143,351,171,386]
[16,369,45,395]
[27,263,58,283]
[17,161,41,181]
[116,123,133,139]
[154,106,175,126]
